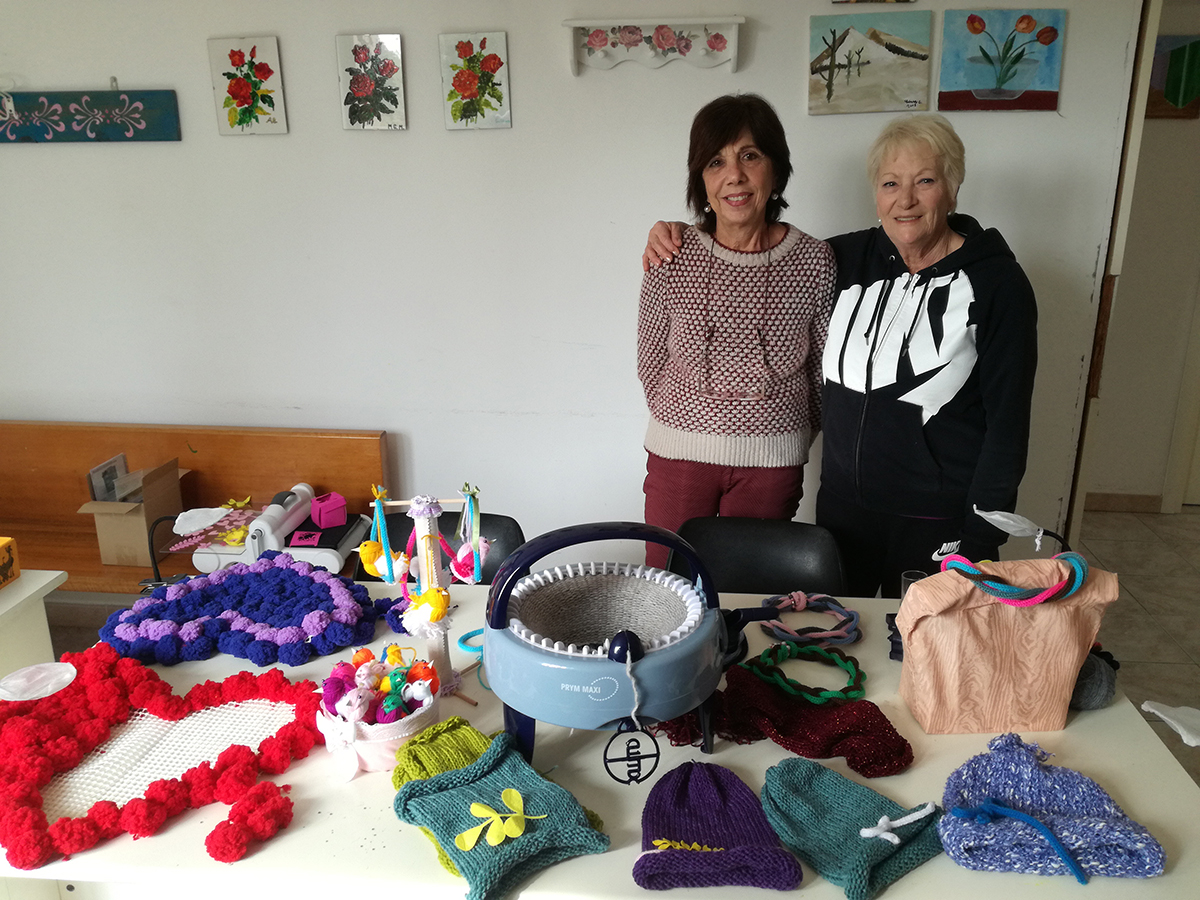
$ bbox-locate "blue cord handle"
[485,521,717,629]
[951,798,1087,884]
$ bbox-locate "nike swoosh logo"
[931,542,960,562]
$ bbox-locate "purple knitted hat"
[632,761,802,891]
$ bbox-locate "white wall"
[1086,0,1200,501]
[1,1,1142,554]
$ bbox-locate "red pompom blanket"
[0,643,323,868]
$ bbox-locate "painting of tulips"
[337,34,405,130]
[439,32,510,130]
[207,37,287,134]
[939,10,1066,111]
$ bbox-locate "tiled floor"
[1082,509,1200,786]
[46,509,1200,786]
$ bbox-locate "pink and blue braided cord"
[940,552,1088,607]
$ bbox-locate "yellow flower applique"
[455,789,547,851]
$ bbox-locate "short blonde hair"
[867,114,966,210]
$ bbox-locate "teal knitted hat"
[395,732,609,900]
[761,757,943,900]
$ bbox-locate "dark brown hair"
[686,93,792,232]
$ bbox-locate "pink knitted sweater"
[638,225,835,468]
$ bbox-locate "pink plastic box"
[311,491,347,529]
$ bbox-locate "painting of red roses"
[439,32,510,130]
[207,37,288,135]
[336,34,406,130]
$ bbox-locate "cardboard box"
[78,459,184,567]
[0,536,18,589]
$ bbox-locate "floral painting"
[336,34,405,130]
[808,11,932,115]
[439,32,510,130]
[207,37,287,134]
[938,10,1065,111]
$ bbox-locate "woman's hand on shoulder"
[642,221,687,272]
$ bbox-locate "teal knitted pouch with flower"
[395,733,609,900]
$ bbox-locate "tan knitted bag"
[896,557,1118,734]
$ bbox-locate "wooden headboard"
[0,420,386,592]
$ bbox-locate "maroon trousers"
[642,451,805,568]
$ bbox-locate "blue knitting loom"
[484,522,775,762]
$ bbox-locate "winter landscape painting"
[809,10,932,115]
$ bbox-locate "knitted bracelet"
[759,591,862,647]
[941,551,1088,607]
[739,643,866,704]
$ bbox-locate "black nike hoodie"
[821,213,1038,552]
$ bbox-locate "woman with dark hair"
[638,93,836,568]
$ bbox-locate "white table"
[0,569,67,680]
[2,582,1198,900]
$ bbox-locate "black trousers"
[816,488,999,599]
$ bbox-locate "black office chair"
[353,511,525,585]
[666,516,846,596]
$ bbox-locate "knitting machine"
[483,522,775,760]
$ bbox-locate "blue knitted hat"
[394,732,609,900]
[761,757,942,900]
[939,733,1165,881]
[633,762,802,891]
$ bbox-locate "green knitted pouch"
[761,757,943,900]
[391,716,494,875]
[391,715,494,789]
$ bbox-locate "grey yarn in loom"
[1069,652,1117,710]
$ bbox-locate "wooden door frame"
[1066,0,1163,540]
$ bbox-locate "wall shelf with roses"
[562,18,744,75]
